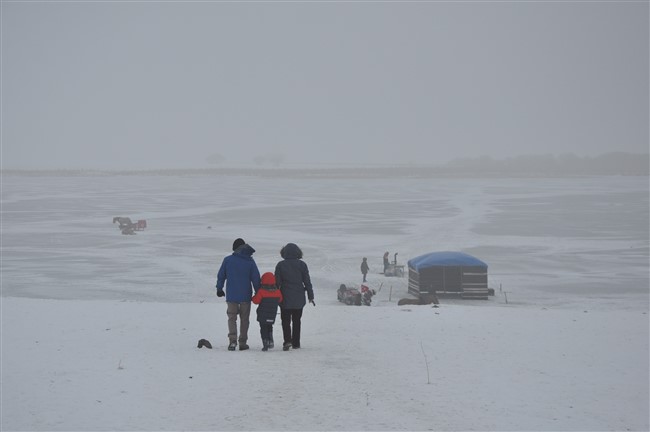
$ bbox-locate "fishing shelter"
[407,251,489,299]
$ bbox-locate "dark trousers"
[281,308,303,346]
[259,323,274,341]
[362,272,367,282]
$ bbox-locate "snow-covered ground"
[1,173,648,431]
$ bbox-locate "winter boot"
[239,343,249,351]
[262,339,269,352]
[268,335,274,349]
[282,341,292,351]
[228,341,237,351]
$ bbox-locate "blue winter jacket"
[216,244,261,303]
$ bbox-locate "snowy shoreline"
[2,296,648,431]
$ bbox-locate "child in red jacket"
[252,272,283,351]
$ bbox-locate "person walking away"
[252,272,283,351]
[360,257,369,282]
[383,251,390,274]
[215,238,261,351]
[275,243,314,351]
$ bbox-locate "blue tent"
[407,251,489,299]
[408,251,488,270]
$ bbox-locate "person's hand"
[217,289,225,297]
[309,299,316,306]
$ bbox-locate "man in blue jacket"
[216,238,261,351]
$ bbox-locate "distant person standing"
[360,257,369,282]
[215,238,261,351]
[275,243,314,351]
[383,251,390,274]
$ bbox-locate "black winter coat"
[252,286,283,324]
[256,297,280,324]
[275,243,314,309]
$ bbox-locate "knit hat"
[232,238,245,251]
[261,272,276,286]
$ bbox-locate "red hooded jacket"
[252,272,283,324]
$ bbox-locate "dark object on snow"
[337,284,361,306]
[408,251,489,300]
[397,294,439,306]
[197,339,212,349]
[113,216,146,235]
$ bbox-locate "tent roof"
[408,251,488,270]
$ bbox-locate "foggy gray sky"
[2,1,648,170]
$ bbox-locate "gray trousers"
[226,302,251,344]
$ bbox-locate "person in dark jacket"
[274,243,314,350]
[361,257,369,282]
[215,238,261,351]
[252,272,283,351]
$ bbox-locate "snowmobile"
[337,284,361,306]
[337,283,376,306]
[113,216,147,235]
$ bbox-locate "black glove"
[309,299,316,306]
[217,288,225,297]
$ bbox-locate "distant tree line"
[3,152,647,178]
[441,152,649,176]
[205,151,286,167]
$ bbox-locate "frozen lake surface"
[2,173,647,309]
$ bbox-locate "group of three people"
[215,238,314,352]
